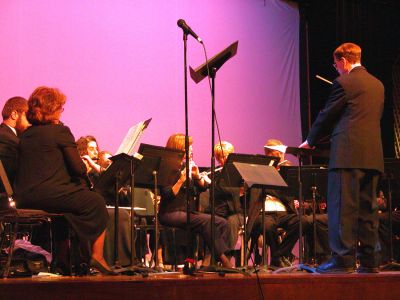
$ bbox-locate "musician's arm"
[81,155,102,173]
[171,170,186,196]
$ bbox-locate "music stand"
[137,143,184,271]
[280,165,328,265]
[190,41,238,270]
[220,153,282,272]
[272,146,329,273]
[380,158,400,271]
[94,153,156,274]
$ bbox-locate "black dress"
[15,124,109,246]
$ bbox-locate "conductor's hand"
[299,140,314,149]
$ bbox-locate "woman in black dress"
[15,86,113,274]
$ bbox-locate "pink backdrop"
[0,0,300,166]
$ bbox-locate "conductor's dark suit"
[307,66,384,268]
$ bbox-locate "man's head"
[214,141,234,166]
[2,96,30,133]
[264,139,285,163]
[76,135,99,159]
[333,42,362,75]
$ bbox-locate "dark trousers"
[252,212,299,261]
[159,211,230,257]
[303,213,330,259]
[328,169,380,267]
[225,213,244,250]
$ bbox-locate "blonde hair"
[214,141,234,162]
[264,138,284,156]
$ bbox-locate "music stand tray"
[189,41,238,84]
[136,143,184,187]
[279,165,328,200]
[220,153,281,188]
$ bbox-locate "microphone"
[177,19,203,44]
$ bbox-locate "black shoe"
[357,266,379,273]
[316,257,355,274]
[90,258,118,276]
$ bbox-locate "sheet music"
[264,144,288,154]
[115,118,151,156]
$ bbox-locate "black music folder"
[189,41,238,84]
[220,153,284,189]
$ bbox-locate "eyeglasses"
[332,63,337,70]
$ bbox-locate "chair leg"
[172,228,177,271]
[2,221,18,278]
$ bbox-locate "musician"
[263,138,292,169]
[15,86,114,275]
[76,135,134,267]
[246,139,299,268]
[265,139,330,263]
[213,141,244,253]
[76,135,102,180]
[377,191,400,264]
[300,43,384,273]
[0,96,29,190]
[158,133,232,267]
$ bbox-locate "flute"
[277,159,289,166]
[205,166,223,175]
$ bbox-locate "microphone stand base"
[198,265,250,276]
[272,263,317,274]
[380,261,400,272]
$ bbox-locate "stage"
[1,271,399,300]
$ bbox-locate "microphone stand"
[311,174,317,265]
[210,67,217,266]
[199,67,247,276]
[113,171,121,268]
[182,31,196,275]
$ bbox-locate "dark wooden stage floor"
[1,270,400,300]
